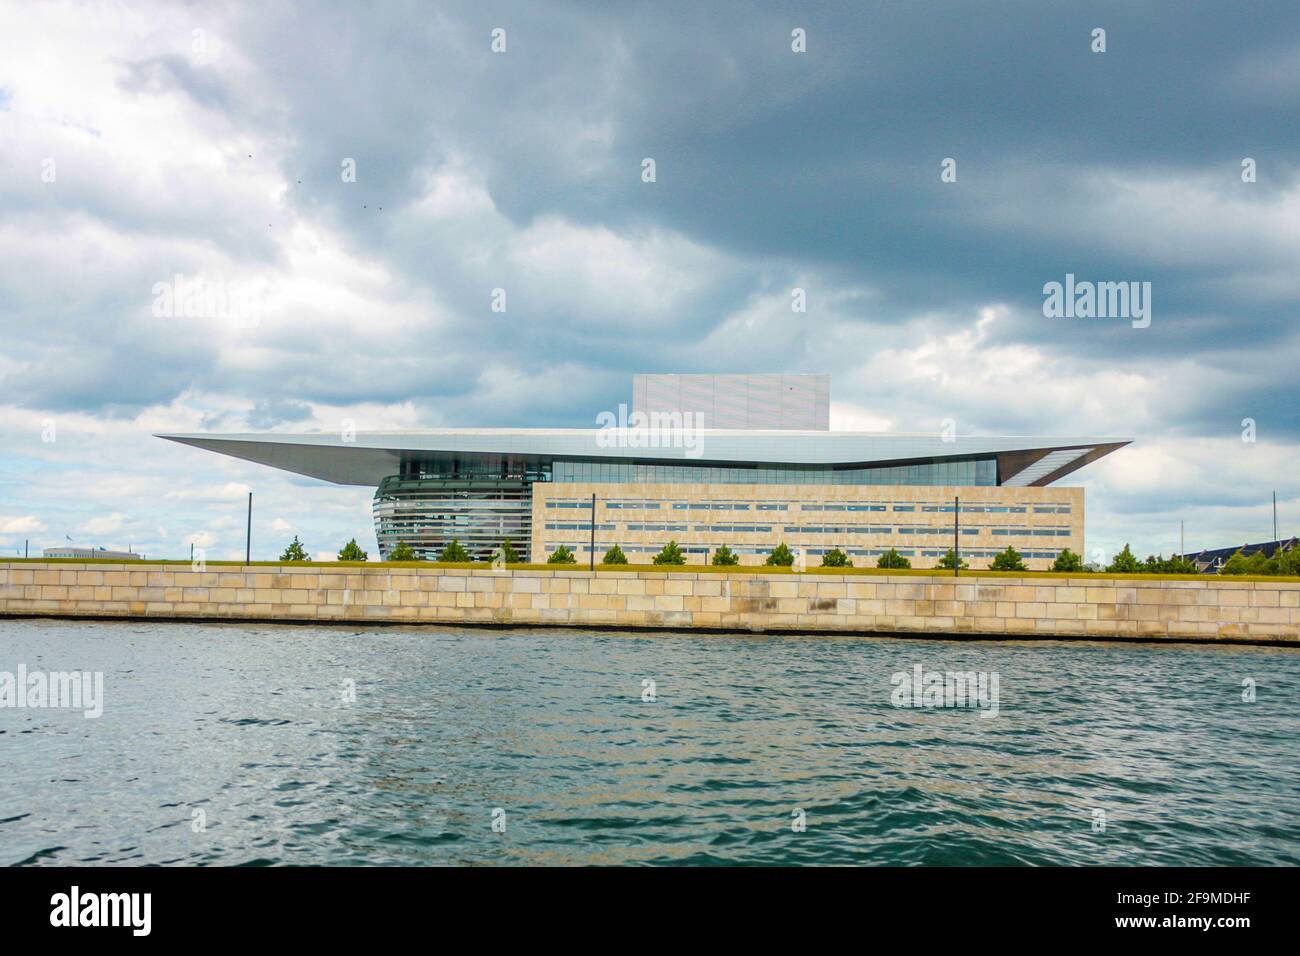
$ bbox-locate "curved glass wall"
[373,476,533,561]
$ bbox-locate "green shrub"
[989,546,1027,571]
[934,548,968,571]
[765,543,795,567]
[1051,548,1083,572]
[547,545,577,564]
[1163,555,1199,574]
[496,539,521,564]
[820,548,852,568]
[1105,544,1142,573]
[711,545,739,566]
[388,540,417,561]
[279,535,309,562]
[1140,553,1199,574]
[652,540,686,565]
[438,539,472,562]
[876,548,911,569]
[337,538,368,562]
[602,544,629,565]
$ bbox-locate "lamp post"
[954,495,960,577]
[246,492,252,564]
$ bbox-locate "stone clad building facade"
[533,483,1083,569]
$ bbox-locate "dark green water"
[2,619,1297,866]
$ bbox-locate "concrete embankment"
[2,562,1299,644]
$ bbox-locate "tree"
[438,539,471,562]
[989,546,1027,571]
[1105,543,1142,573]
[1157,554,1199,574]
[388,540,417,562]
[547,545,577,564]
[496,539,521,564]
[652,540,686,565]
[1276,547,1300,576]
[820,547,852,568]
[602,544,628,565]
[711,545,739,566]
[337,538,368,562]
[934,548,969,571]
[765,543,795,567]
[876,548,911,569]
[1221,549,1270,575]
[1051,548,1083,572]
[280,535,309,562]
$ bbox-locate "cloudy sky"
[1,0,1296,562]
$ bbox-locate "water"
[1,618,1297,866]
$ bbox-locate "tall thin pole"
[246,492,253,564]
[953,495,960,577]
[24,539,28,558]
[589,493,596,571]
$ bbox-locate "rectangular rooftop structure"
[632,373,830,430]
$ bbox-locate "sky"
[0,0,1296,562]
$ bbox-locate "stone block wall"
[2,563,1297,643]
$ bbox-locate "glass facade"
[373,476,532,561]
[551,458,996,486]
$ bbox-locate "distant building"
[1177,537,1297,574]
[43,547,143,561]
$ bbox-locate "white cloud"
[0,515,46,534]
[79,512,125,536]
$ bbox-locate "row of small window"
[920,549,1064,559]
[990,528,1072,537]
[551,501,788,511]
[545,542,712,555]
[803,547,1064,559]
[801,504,887,512]
[550,499,1068,515]
[791,526,896,535]
[548,522,1073,537]
[796,526,1072,537]
[545,544,1068,561]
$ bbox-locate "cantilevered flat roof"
[157,429,1130,488]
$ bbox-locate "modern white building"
[158,375,1129,568]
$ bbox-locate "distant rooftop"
[43,547,143,561]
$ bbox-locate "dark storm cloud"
[3,0,1297,441]
[196,0,1297,422]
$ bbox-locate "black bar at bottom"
[0,866,1283,942]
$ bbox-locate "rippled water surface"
[2,619,1298,866]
